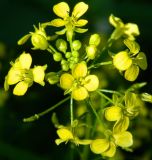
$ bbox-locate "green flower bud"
[65,52,72,58]
[61,59,67,65]
[86,45,97,60]
[89,34,101,46]
[31,33,49,50]
[72,40,82,50]
[56,39,67,53]
[53,52,62,62]
[72,51,79,57]
[62,63,69,71]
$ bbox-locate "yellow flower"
[4,52,47,96]
[60,61,99,101]
[18,24,49,50]
[109,14,140,40]
[43,2,88,39]
[55,127,92,145]
[113,39,147,81]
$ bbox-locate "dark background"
[0,0,152,160]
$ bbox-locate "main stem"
[70,96,74,126]
[23,96,70,122]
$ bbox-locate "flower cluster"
[4,1,150,160]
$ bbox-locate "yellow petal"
[33,65,47,86]
[114,131,133,148]
[72,2,88,19]
[7,68,22,85]
[72,87,88,101]
[124,23,140,37]
[50,19,67,27]
[124,65,139,81]
[75,19,88,27]
[113,116,129,134]
[84,75,99,91]
[57,128,73,141]
[136,52,147,70]
[90,139,109,154]
[13,81,29,96]
[53,2,69,18]
[113,51,132,71]
[60,73,74,90]
[104,106,122,121]
[124,39,140,55]
[109,14,124,28]
[19,53,32,69]
[72,61,87,79]
[102,142,116,157]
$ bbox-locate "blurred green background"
[0,0,152,160]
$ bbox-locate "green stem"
[88,61,112,69]
[23,96,70,122]
[99,89,122,95]
[97,90,114,104]
[48,45,58,53]
[70,96,74,126]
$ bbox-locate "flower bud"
[72,51,79,57]
[72,40,82,50]
[56,39,67,53]
[31,33,49,50]
[113,51,132,71]
[53,52,62,61]
[89,34,101,46]
[86,45,97,60]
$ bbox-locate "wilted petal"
[72,2,88,19]
[124,23,140,37]
[109,14,124,28]
[53,2,69,18]
[13,81,29,96]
